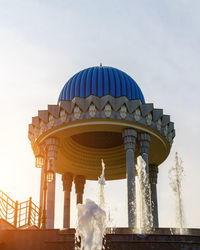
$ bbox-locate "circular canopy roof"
[58,66,145,103]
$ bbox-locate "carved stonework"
[45,137,59,160]
[120,105,127,119]
[74,175,86,193]
[146,113,152,125]
[49,114,55,127]
[89,104,96,118]
[74,106,81,119]
[149,165,158,184]
[34,127,39,138]
[62,173,73,192]
[164,125,168,136]
[40,121,45,133]
[156,119,162,131]
[74,175,86,204]
[134,108,141,121]
[138,133,151,154]
[104,104,112,118]
[29,96,175,146]
[60,110,67,123]
[30,133,35,144]
[168,132,173,143]
[122,129,137,151]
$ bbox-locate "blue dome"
[58,66,145,103]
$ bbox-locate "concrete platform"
[0,228,200,250]
[0,219,16,230]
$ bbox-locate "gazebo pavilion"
[28,65,175,229]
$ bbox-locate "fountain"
[136,155,153,233]
[76,155,155,250]
[169,152,187,234]
[76,160,107,250]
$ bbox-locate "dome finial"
[100,62,102,67]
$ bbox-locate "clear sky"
[0,0,200,228]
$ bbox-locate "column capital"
[122,128,137,151]
[62,173,73,192]
[138,133,151,154]
[149,165,159,184]
[45,137,59,146]
[45,137,59,159]
[74,175,86,194]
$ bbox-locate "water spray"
[76,160,107,250]
[169,152,186,233]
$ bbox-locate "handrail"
[0,190,15,205]
[0,190,40,228]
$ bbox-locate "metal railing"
[0,190,40,228]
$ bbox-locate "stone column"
[62,172,73,228]
[122,128,137,228]
[74,175,86,204]
[39,166,44,211]
[138,133,152,226]
[46,137,59,229]
[149,164,159,228]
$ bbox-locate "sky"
[0,0,200,229]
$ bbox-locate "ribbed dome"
[58,66,145,103]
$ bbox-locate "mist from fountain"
[135,155,153,233]
[169,152,187,234]
[75,160,107,250]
